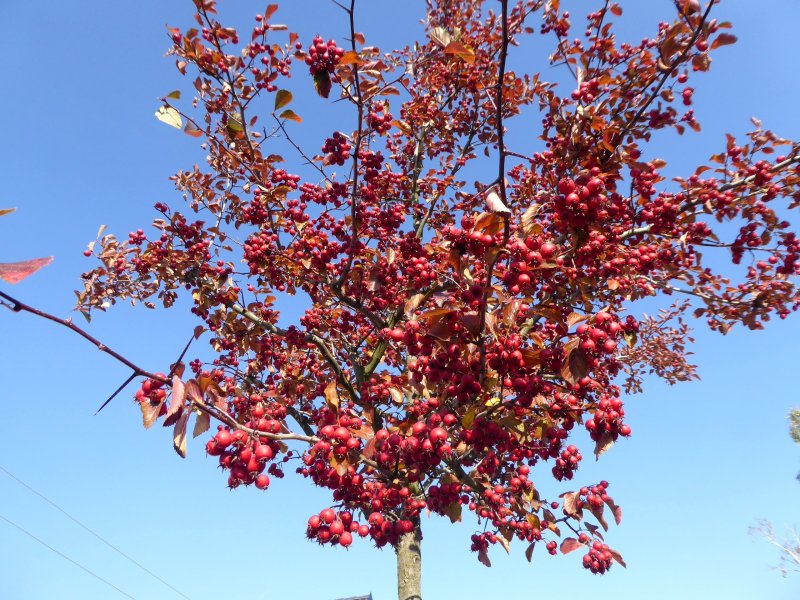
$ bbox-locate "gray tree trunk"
[395,519,422,600]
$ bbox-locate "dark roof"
[335,595,373,600]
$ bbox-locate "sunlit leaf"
[279,109,302,123]
[173,411,189,458]
[444,41,475,64]
[0,257,53,284]
[155,105,182,129]
[274,89,293,111]
[0,208,16,217]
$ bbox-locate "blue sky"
[1,1,799,599]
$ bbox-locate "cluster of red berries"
[134,376,167,410]
[552,444,582,481]
[322,132,352,166]
[554,173,622,229]
[585,395,632,440]
[575,311,621,355]
[582,541,614,574]
[570,77,602,103]
[367,103,393,134]
[306,508,363,548]
[304,35,344,77]
[205,426,279,490]
[577,480,612,512]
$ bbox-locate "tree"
[2,1,799,598]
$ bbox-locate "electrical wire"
[0,464,192,600]
[0,513,137,599]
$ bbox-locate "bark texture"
[396,520,422,600]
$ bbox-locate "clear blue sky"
[1,1,799,599]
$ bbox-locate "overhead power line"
[0,464,191,600]
[0,512,137,599]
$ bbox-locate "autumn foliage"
[7,0,800,590]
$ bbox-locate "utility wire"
[0,513,137,600]
[0,464,192,600]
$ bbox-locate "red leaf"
[711,33,737,50]
[0,257,53,284]
[184,122,203,137]
[560,537,583,555]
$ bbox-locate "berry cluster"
[367,103,393,134]
[134,376,167,411]
[582,541,614,574]
[205,426,281,490]
[322,132,352,166]
[304,35,344,77]
[552,444,582,481]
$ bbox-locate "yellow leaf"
[274,89,292,111]
[155,105,182,129]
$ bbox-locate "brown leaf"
[173,411,189,458]
[443,502,462,523]
[362,436,377,459]
[0,208,16,217]
[525,542,536,562]
[388,386,404,405]
[560,538,583,555]
[561,345,588,385]
[429,26,451,47]
[444,41,476,64]
[162,375,185,426]
[140,400,163,429]
[477,548,492,567]
[184,379,204,405]
[405,293,425,316]
[274,89,292,111]
[589,503,609,531]
[314,71,332,98]
[279,109,302,123]
[594,431,615,459]
[560,491,581,516]
[0,256,53,284]
[324,380,339,409]
[604,497,622,525]
[193,410,210,438]
[609,548,627,567]
[567,312,590,327]
[609,3,622,16]
[520,203,542,235]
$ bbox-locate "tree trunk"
[396,518,422,600]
